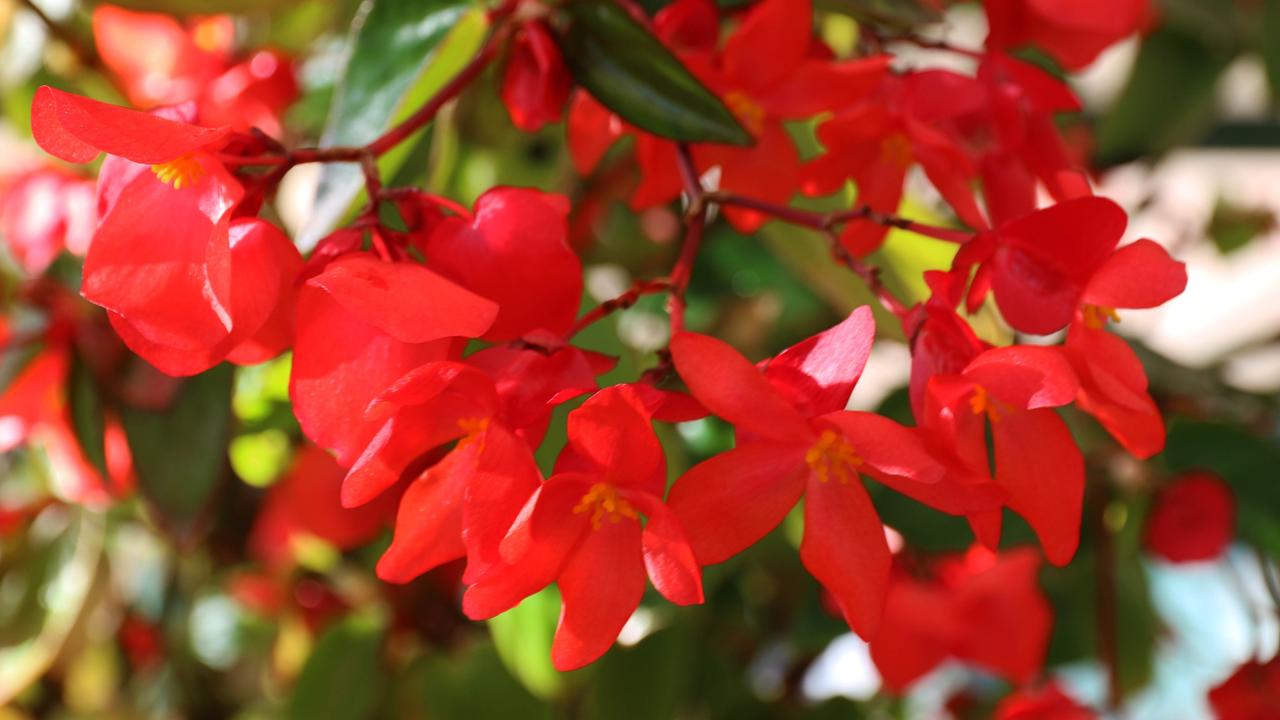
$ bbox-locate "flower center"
[572,483,638,530]
[881,134,913,169]
[456,416,490,450]
[968,385,1011,423]
[805,429,863,484]
[724,90,766,136]
[1081,304,1120,330]
[151,154,205,190]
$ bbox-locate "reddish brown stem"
[568,279,673,338]
[668,146,708,334]
[706,191,972,244]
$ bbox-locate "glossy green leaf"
[298,0,478,249]
[557,0,752,146]
[1095,25,1235,166]
[121,364,233,539]
[289,612,385,720]
[487,586,564,700]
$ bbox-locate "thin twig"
[568,279,672,338]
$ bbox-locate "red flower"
[1209,657,1280,720]
[92,5,297,134]
[995,683,1097,720]
[667,308,1000,635]
[289,252,498,467]
[501,21,571,132]
[568,0,887,233]
[424,187,581,341]
[0,166,95,274]
[1144,471,1235,563]
[920,344,1083,564]
[32,86,302,375]
[248,443,399,571]
[984,0,1152,71]
[462,385,703,671]
[870,547,1053,691]
[805,69,988,256]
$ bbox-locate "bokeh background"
[1,0,1280,718]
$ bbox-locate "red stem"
[668,146,708,334]
[568,279,673,338]
[707,191,972,244]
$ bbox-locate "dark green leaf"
[1208,200,1276,255]
[289,612,385,720]
[67,352,109,481]
[413,642,553,720]
[121,364,233,539]
[582,626,695,720]
[1263,0,1280,105]
[815,0,942,31]
[557,0,752,146]
[1095,25,1235,166]
[298,0,476,248]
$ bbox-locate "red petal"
[1066,324,1164,458]
[818,411,944,484]
[670,332,811,443]
[801,471,891,637]
[425,187,580,340]
[565,386,665,495]
[461,424,543,583]
[758,57,890,119]
[552,516,646,671]
[1082,239,1187,310]
[992,409,1084,565]
[954,549,1052,683]
[701,121,801,233]
[962,345,1079,410]
[341,397,474,508]
[31,85,228,164]
[566,91,624,175]
[628,492,704,606]
[869,576,957,691]
[375,444,476,583]
[764,307,875,417]
[723,0,810,92]
[501,21,570,132]
[308,254,498,343]
[667,441,807,565]
[223,218,303,366]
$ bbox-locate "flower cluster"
[8,0,1194,687]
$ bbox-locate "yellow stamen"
[456,416,491,451]
[1081,304,1120,330]
[805,429,863,485]
[723,90,766,136]
[572,483,638,530]
[968,385,1011,423]
[151,154,205,190]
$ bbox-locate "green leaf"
[487,586,564,700]
[413,643,553,720]
[298,0,478,249]
[66,352,109,481]
[289,612,385,720]
[1095,24,1235,166]
[557,0,752,146]
[582,626,695,720]
[1263,0,1280,107]
[815,0,943,31]
[121,364,234,540]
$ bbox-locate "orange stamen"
[151,154,206,190]
[1081,304,1120,330]
[572,483,638,530]
[805,429,863,484]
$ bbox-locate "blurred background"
[2,0,1280,718]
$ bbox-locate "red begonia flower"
[501,21,571,132]
[289,253,497,466]
[462,385,703,671]
[1144,471,1235,563]
[984,0,1152,70]
[425,187,581,341]
[920,344,1083,565]
[805,70,987,256]
[956,196,1128,335]
[870,547,1053,690]
[249,443,398,571]
[995,683,1097,720]
[0,166,95,274]
[1209,657,1280,720]
[667,308,1000,635]
[906,270,989,417]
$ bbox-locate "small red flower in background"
[92,5,297,135]
[249,443,399,572]
[1144,471,1235,563]
[463,384,703,671]
[30,86,302,376]
[668,308,1002,636]
[0,166,95,275]
[1209,657,1280,720]
[983,0,1153,71]
[870,546,1053,691]
[501,20,571,132]
[995,682,1097,720]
